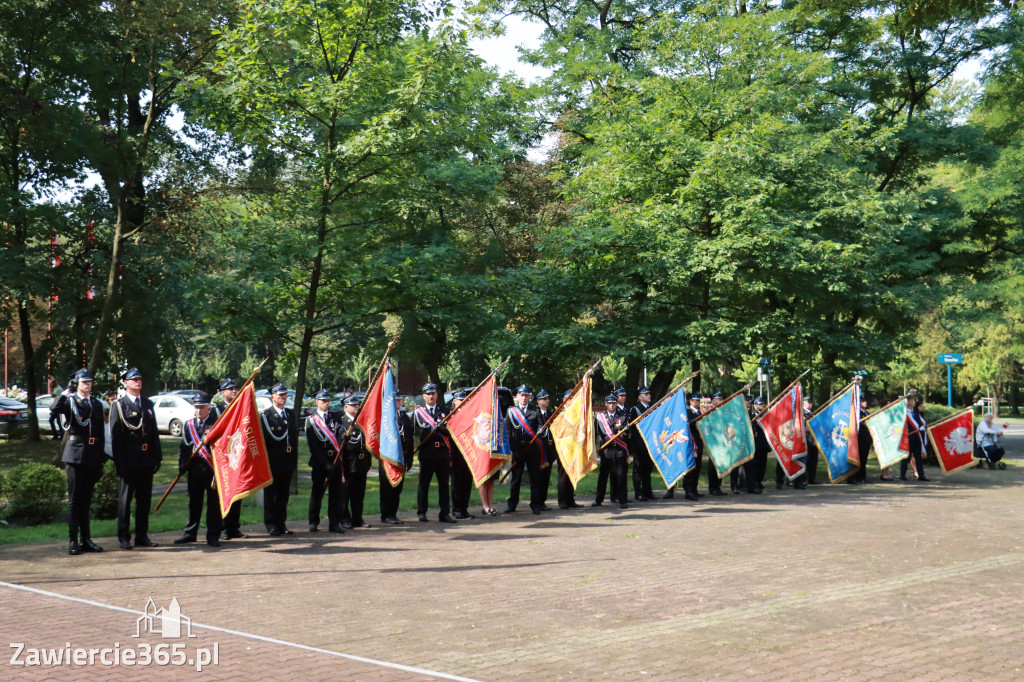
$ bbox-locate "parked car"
[149,394,197,437]
[0,397,29,438]
[166,389,205,403]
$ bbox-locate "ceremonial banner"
[862,398,909,469]
[357,361,404,487]
[926,408,977,476]
[807,383,859,483]
[205,383,273,516]
[447,374,512,487]
[551,374,598,488]
[637,388,695,488]
[756,384,807,481]
[697,394,755,478]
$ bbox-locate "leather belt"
[68,435,97,445]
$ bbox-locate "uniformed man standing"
[802,396,820,485]
[556,390,584,509]
[682,392,714,499]
[505,385,545,514]
[306,389,347,533]
[449,389,475,519]
[595,394,630,509]
[414,383,456,523]
[340,396,371,528]
[109,367,162,550]
[744,396,768,494]
[52,369,106,555]
[380,392,413,524]
[629,387,658,502]
[173,392,221,547]
[212,378,245,539]
[532,389,556,511]
[260,383,298,535]
[706,392,732,495]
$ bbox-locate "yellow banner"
[551,375,598,489]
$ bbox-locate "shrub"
[91,460,120,520]
[921,404,965,424]
[2,462,66,524]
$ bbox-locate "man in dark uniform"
[532,389,556,512]
[681,391,713,499]
[505,385,545,514]
[449,389,475,519]
[211,378,246,539]
[629,387,658,502]
[109,367,162,550]
[380,392,413,524]
[615,387,628,413]
[52,369,106,555]
[413,383,456,523]
[802,396,820,485]
[306,389,347,533]
[260,383,298,536]
[704,392,734,494]
[744,396,768,494]
[595,394,630,509]
[556,390,584,509]
[173,392,221,547]
[852,394,873,484]
[340,395,371,528]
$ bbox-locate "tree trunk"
[17,302,40,441]
[649,369,676,402]
[624,358,643,404]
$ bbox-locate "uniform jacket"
[413,403,451,462]
[178,412,217,473]
[110,394,162,468]
[687,405,705,457]
[306,410,344,470]
[506,402,541,459]
[52,391,106,466]
[260,406,299,472]
[340,413,373,475]
[397,411,415,469]
[629,402,651,457]
[595,409,630,460]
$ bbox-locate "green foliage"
[1,462,66,525]
[91,461,120,521]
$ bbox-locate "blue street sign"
[937,353,963,364]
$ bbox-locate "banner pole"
[330,334,401,468]
[598,371,699,452]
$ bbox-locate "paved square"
[2,435,1022,680]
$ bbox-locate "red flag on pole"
[926,408,977,476]
[356,362,404,487]
[204,383,274,517]
[448,374,510,487]
[756,384,807,481]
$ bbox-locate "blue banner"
[491,385,512,456]
[807,383,859,483]
[378,365,404,467]
[637,389,696,488]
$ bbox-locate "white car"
[149,394,197,437]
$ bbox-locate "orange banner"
[205,383,273,516]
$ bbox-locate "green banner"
[697,394,755,477]
[863,398,909,469]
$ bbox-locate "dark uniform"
[211,378,244,539]
[801,399,819,485]
[260,384,298,535]
[901,397,929,481]
[853,398,871,483]
[380,397,413,524]
[743,397,768,493]
[629,388,658,501]
[556,390,583,509]
[51,370,106,555]
[413,383,455,523]
[594,395,630,508]
[174,394,221,546]
[449,390,475,519]
[532,390,555,511]
[306,391,347,532]
[340,397,372,528]
[109,367,162,549]
[682,393,714,498]
[505,386,545,514]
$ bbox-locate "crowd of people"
[50,368,1010,556]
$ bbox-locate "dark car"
[0,397,30,438]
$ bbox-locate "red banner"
[756,384,807,481]
[205,383,274,517]
[448,374,509,487]
[356,362,404,488]
[926,409,977,476]
[357,369,384,456]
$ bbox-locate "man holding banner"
[629,388,658,502]
[595,394,630,509]
[174,393,221,547]
[505,385,545,515]
[306,390,347,533]
[414,383,457,524]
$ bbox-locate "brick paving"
[2,432,1022,680]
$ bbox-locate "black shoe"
[570,502,584,508]
[505,506,517,513]
[532,508,542,515]
[558,503,570,510]
[663,490,675,499]
[744,488,762,495]
[539,505,551,511]
[710,489,727,497]
[308,524,319,532]
[649,494,662,500]
[119,540,132,550]
[453,511,470,519]
[225,530,245,539]
[998,462,1007,470]
[776,482,784,490]
[918,476,930,482]
[899,475,907,481]
[174,534,197,544]
[418,513,428,522]
[281,527,294,535]
[341,521,354,530]
[793,483,807,489]
[135,537,159,548]
[207,538,220,547]
[268,528,284,537]
[68,540,81,556]
[684,493,700,501]
[328,525,346,534]
[439,514,457,524]
[730,484,739,494]
[383,517,402,525]
[619,502,629,509]
[352,521,371,528]
[635,496,648,502]
[81,539,103,553]
[487,509,501,517]
[591,501,603,507]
